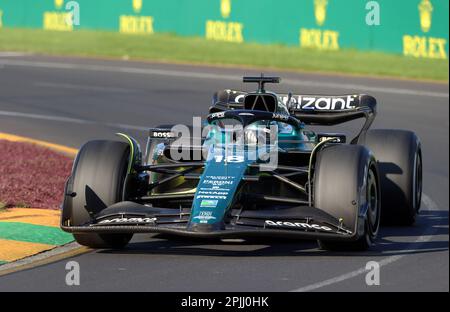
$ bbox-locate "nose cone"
[188,155,249,232]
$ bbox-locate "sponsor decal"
[319,136,342,143]
[299,0,340,51]
[120,0,154,35]
[98,217,156,224]
[234,94,245,103]
[221,0,231,19]
[197,195,227,200]
[238,112,254,116]
[43,0,74,31]
[200,199,219,208]
[314,0,328,26]
[133,0,143,13]
[198,190,228,195]
[287,95,358,111]
[205,0,244,43]
[213,155,244,163]
[210,111,226,119]
[197,190,228,200]
[265,220,333,232]
[272,113,290,121]
[150,130,177,139]
[402,0,447,60]
[203,179,234,186]
[193,211,217,223]
[419,0,433,33]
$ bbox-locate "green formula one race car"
[61,76,422,251]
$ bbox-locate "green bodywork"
[188,118,316,227]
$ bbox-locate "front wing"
[61,201,357,241]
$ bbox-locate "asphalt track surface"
[0,54,448,291]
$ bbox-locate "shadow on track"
[97,210,448,258]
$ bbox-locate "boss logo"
[151,131,176,138]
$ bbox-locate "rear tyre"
[315,145,381,251]
[362,130,422,225]
[62,140,133,249]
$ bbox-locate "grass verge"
[0,27,448,82]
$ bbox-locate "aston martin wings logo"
[314,0,328,26]
[221,0,231,19]
[418,0,433,33]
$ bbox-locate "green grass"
[0,27,448,81]
[0,222,73,245]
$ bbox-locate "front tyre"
[62,140,133,249]
[314,145,381,251]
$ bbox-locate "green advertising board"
[0,0,448,59]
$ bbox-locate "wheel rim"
[367,168,380,240]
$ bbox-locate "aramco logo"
[418,0,433,33]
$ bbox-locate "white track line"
[422,193,439,211]
[0,110,148,131]
[0,110,93,125]
[291,194,442,292]
[35,82,133,93]
[0,52,30,57]
[0,59,448,99]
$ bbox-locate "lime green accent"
[152,187,197,196]
[116,132,134,174]
[0,260,7,265]
[0,28,447,81]
[153,188,197,196]
[0,222,74,245]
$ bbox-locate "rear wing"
[212,91,376,123]
[211,90,377,143]
[283,94,377,125]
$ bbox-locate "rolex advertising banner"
[0,0,448,59]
